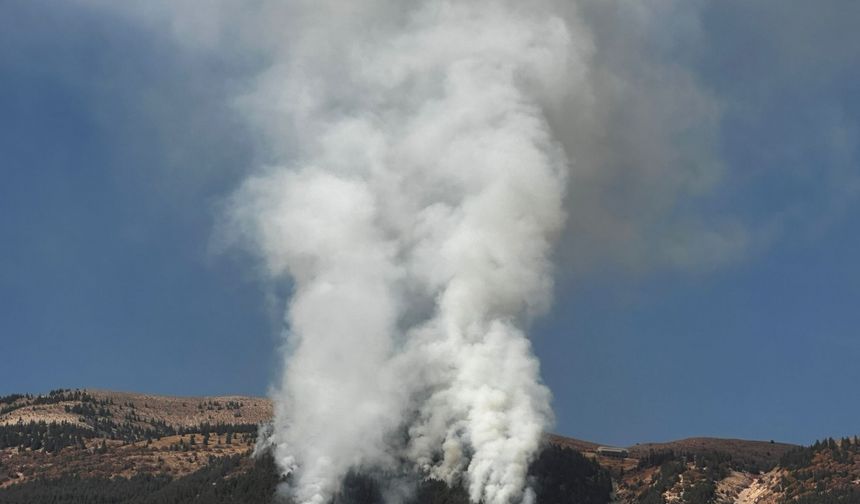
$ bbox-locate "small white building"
[596,446,629,458]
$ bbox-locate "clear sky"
[1,1,858,447]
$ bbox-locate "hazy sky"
[1,1,858,447]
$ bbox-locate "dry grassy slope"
[546,433,601,453]
[0,389,272,429]
[628,437,796,468]
[551,436,807,504]
[0,389,271,488]
[0,433,256,488]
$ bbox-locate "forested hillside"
[1,389,856,503]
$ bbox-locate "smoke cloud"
[228,2,581,502]
[79,0,737,502]
[81,0,739,273]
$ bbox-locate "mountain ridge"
[1,389,856,503]
[2,389,800,450]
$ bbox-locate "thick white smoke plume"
[228,1,585,503]
[80,0,733,502]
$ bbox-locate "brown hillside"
[0,389,272,488]
[546,433,601,453]
[628,437,797,470]
[11,388,854,504]
[0,389,272,430]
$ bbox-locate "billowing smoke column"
[231,1,590,503]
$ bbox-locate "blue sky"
[1,1,858,447]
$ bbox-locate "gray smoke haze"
[86,0,741,275]
[76,1,746,503]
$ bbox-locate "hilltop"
[0,389,272,430]
[1,389,857,503]
[0,389,269,487]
